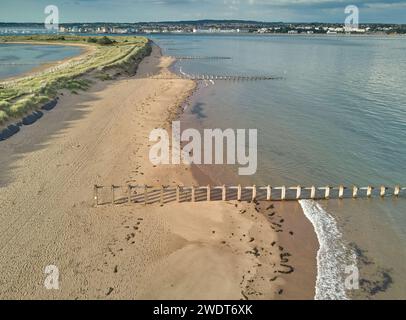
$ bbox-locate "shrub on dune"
[0,110,8,124]
[97,36,116,45]
[8,96,34,117]
[0,100,11,111]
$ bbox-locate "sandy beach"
[0,43,317,300]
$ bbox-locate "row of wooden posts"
[179,74,277,81]
[172,56,232,60]
[94,184,405,206]
[146,74,278,81]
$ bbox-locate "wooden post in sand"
[176,186,181,203]
[252,185,257,201]
[128,185,132,203]
[237,185,242,201]
[222,185,227,201]
[367,186,373,198]
[353,186,359,199]
[296,186,302,200]
[191,186,196,202]
[325,186,331,200]
[160,186,164,205]
[94,185,99,207]
[207,185,211,201]
[339,185,345,199]
[310,186,316,200]
[267,186,272,201]
[281,186,286,201]
[111,185,115,204]
[144,185,148,205]
[394,185,401,197]
[380,186,387,197]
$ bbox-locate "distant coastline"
[1,20,406,35]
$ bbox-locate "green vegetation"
[87,37,98,43]
[95,72,113,81]
[86,36,116,45]
[0,35,150,125]
[97,36,116,45]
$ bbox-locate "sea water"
[150,34,406,300]
[0,43,82,79]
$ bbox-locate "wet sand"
[188,166,318,300]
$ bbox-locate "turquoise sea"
[150,34,406,300]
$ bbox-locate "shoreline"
[0,41,317,300]
[0,41,93,82]
[170,55,319,299]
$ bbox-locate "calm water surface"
[0,43,83,79]
[151,34,406,299]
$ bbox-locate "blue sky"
[1,0,406,23]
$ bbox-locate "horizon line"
[0,19,405,25]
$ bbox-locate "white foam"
[179,66,189,77]
[299,200,357,300]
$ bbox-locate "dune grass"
[0,35,150,125]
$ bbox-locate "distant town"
[1,20,406,35]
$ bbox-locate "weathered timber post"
[310,186,316,200]
[128,185,132,203]
[380,186,386,197]
[367,186,373,198]
[339,185,344,199]
[325,186,331,200]
[281,186,286,201]
[222,185,227,201]
[191,186,196,202]
[176,186,181,203]
[252,185,257,201]
[144,185,148,205]
[94,185,99,207]
[353,186,359,199]
[160,186,164,205]
[394,185,401,197]
[266,186,272,201]
[111,185,115,204]
[237,185,242,201]
[296,186,302,200]
[207,185,211,201]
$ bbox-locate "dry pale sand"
[0,44,317,300]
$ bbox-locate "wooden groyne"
[149,74,280,81]
[93,184,406,206]
[172,56,232,60]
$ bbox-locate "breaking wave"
[299,200,357,300]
